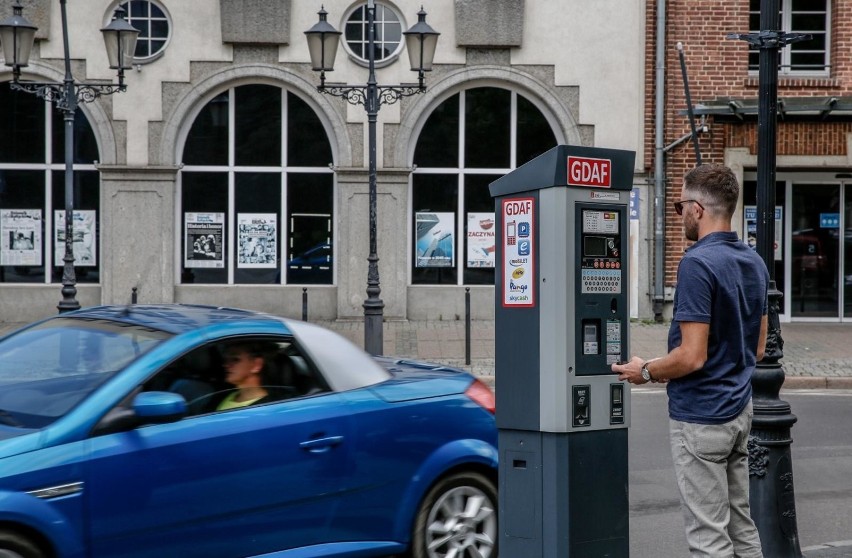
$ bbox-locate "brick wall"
[645,0,852,286]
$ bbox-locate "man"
[612,164,768,557]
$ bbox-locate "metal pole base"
[363,298,384,355]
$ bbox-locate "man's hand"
[611,356,647,385]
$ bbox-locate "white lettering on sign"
[567,156,612,188]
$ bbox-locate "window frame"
[0,93,101,285]
[177,85,336,287]
[341,2,406,69]
[115,0,172,64]
[747,0,831,77]
[409,86,561,286]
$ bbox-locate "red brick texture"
[644,0,852,285]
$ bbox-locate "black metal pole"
[362,0,384,355]
[302,287,308,321]
[465,287,471,365]
[748,0,801,554]
[56,0,79,313]
[676,42,702,166]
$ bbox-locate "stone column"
[335,167,411,321]
[98,166,179,305]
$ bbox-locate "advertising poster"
[185,212,225,268]
[744,206,782,261]
[466,212,496,268]
[415,212,454,268]
[237,213,277,268]
[501,197,535,307]
[54,210,96,266]
[1,209,42,266]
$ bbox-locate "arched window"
[0,86,100,285]
[179,84,334,285]
[411,86,558,285]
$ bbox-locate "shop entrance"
[790,183,851,319]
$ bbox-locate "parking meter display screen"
[584,236,608,257]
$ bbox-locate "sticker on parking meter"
[502,197,535,307]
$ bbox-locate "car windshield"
[0,317,171,429]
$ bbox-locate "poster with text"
[744,206,782,261]
[415,212,454,267]
[54,210,96,266]
[237,213,277,268]
[185,212,225,268]
[1,209,42,266]
[466,212,495,268]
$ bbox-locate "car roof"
[61,304,288,335]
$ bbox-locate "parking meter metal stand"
[490,145,636,558]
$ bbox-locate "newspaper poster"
[185,212,225,268]
[415,212,454,268]
[54,210,96,267]
[466,212,495,268]
[237,213,277,268]
[744,206,782,261]
[1,209,42,266]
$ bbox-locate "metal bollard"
[131,287,138,305]
[465,287,471,365]
[302,288,308,322]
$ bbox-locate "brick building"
[648,0,852,322]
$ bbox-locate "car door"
[84,391,353,557]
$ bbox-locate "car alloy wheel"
[412,472,498,558]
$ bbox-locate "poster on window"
[1,209,42,266]
[54,210,96,267]
[237,213,277,268]
[185,212,225,268]
[744,206,782,261]
[415,212,454,268]
[466,212,495,268]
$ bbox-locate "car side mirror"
[133,392,187,422]
[92,391,187,436]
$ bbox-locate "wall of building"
[1,0,649,325]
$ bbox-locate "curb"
[783,377,852,390]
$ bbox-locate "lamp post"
[1,1,138,313]
[305,2,439,355]
[729,1,809,555]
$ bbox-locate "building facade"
[649,0,852,322]
[1,0,648,326]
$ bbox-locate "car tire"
[0,531,45,558]
[411,471,498,558]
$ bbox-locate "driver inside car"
[217,341,279,411]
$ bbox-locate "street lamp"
[1,1,138,313]
[305,2,439,355]
[729,1,810,555]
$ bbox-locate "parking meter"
[489,145,635,558]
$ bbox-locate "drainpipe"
[653,0,667,321]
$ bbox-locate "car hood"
[370,357,474,402]
[0,426,40,458]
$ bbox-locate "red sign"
[567,156,612,188]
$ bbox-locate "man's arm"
[756,314,768,362]
[611,321,709,384]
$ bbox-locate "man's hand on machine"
[611,357,667,385]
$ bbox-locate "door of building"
[790,183,849,319]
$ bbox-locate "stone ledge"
[455,0,524,48]
[219,0,290,45]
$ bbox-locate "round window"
[343,2,404,67]
[116,0,171,63]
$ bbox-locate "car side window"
[143,337,330,416]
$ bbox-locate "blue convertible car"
[0,305,498,558]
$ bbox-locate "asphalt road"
[629,388,852,557]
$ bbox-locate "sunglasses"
[673,199,705,216]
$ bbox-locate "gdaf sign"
[567,156,612,188]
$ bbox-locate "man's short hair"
[683,164,739,217]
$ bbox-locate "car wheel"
[0,531,44,558]
[411,471,498,558]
